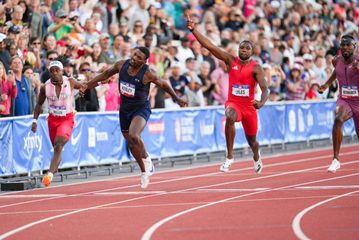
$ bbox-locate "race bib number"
[342,86,359,98]
[120,82,136,97]
[232,85,250,97]
[49,105,66,116]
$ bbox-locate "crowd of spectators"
[0,0,358,117]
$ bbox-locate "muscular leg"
[332,106,350,160]
[49,136,68,173]
[225,108,237,159]
[245,135,260,161]
[122,116,147,172]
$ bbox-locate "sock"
[48,172,54,180]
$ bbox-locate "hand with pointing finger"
[185,13,195,32]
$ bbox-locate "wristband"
[32,119,37,124]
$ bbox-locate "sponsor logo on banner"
[200,121,214,136]
[175,117,194,142]
[24,132,42,154]
[71,131,82,145]
[289,110,296,132]
[148,121,165,134]
[88,127,109,147]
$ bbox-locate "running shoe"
[220,158,234,172]
[254,158,263,174]
[141,172,150,189]
[42,174,53,187]
[327,158,340,173]
[143,156,155,176]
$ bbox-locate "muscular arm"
[186,14,234,66]
[87,61,124,89]
[318,57,338,93]
[145,70,178,100]
[253,64,269,109]
[33,85,46,120]
[69,77,87,90]
[144,70,187,107]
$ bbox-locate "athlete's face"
[238,42,253,61]
[129,50,146,67]
[49,67,63,85]
[340,40,355,58]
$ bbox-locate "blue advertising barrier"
[0,100,356,176]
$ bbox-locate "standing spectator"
[75,62,99,111]
[11,56,35,116]
[0,33,11,72]
[0,61,17,117]
[211,60,229,105]
[285,64,309,101]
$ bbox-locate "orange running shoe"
[42,174,53,187]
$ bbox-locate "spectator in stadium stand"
[0,33,11,72]
[75,62,99,112]
[11,56,36,116]
[285,63,309,101]
[0,61,17,117]
[48,10,83,41]
[211,60,229,105]
[86,47,187,188]
[31,60,86,187]
[318,35,359,173]
[187,13,268,174]
[5,5,24,30]
[98,33,116,64]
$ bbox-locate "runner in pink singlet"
[31,60,86,187]
[319,35,359,173]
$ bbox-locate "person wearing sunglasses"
[31,60,87,187]
[318,35,359,173]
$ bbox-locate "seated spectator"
[285,64,309,101]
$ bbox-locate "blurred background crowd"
[0,0,358,117]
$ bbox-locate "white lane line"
[292,190,359,240]
[0,149,350,209]
[0,194,66,198]
[94,191,167,195]
[196,188,271,192]
[295,185,359,190]
[0,157,359,239]
[141,171,359,240]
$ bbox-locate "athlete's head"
[48,60,64,85]
[340,35,357,59]
[130,47,149,67]
[238,40,254,61]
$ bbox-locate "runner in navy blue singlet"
[87,47,187,188]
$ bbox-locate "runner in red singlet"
[186,14,269,173]
[31,60,86,187]
[318,35,359,173]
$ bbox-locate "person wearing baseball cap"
[31,59,86,187]
[318,34,359,173]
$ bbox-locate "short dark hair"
[137,46,150,59]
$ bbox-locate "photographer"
[47,10,83,41]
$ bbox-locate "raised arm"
[144,70,187,107]
[31,85,46,133]
[186,13,234,66]
[86,61,124,89]
[252,64,269,109]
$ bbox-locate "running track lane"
[0,146,358,240]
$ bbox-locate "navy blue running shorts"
[119,101,151,132]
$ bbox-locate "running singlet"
[228,57,257,105]
[45,76,74,116]
[119,59,150,105]
[336,56,359,100]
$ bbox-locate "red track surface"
[0,145,358,240]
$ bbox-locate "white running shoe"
[143,156,155,176]
[254,158,263,174]
[220,158,234,172]
[141,172,150,189]
[327,158,340,173]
